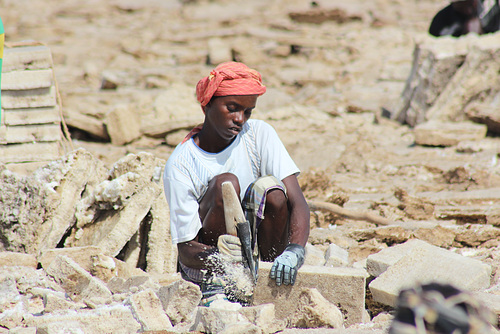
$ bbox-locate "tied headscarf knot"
[196,62,266,106]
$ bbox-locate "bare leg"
[198,173,241,247]
[257,188,289,261]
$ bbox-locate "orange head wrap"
[196,62,267,106]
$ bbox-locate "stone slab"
[24,304,141,333]
[125,288,172,331]
[369,245,492,307]
[105,104,141,145]
[45,255,112,304]
[472,291,500,315]
[2,45,53,72]
[146,192,177,274]
[0,142,62,163]
[0,123,62,144]
[1,69,53,90]
[2,106,61,126]
[207,37,232,65]
[63,110,109,140]
[325,243,349,267]
[1,86,57,109]
[67,182,161,257]
[252,262,368,326]
[39,246,105,273]
[366,239,431,277]
[414,121,487,147]
[35,149,107,253]
[0,252,37,268]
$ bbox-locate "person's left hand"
[270,243,305,286]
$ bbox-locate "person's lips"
[229,127,241,134]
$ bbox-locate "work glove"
[217,234,243,263]
[270,243,305,286]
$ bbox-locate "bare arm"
[177,238,219,270]
[282,174,310,247]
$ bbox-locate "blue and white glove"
[269,243,305,286]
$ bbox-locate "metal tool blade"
[221,181,257,283]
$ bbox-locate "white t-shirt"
[163,119,300,244]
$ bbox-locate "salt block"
[252,262,368,326]
[25,304,141,333]
[414,121,487,147]
[125,288,172,331]
[0,252,37,268]
[105,103,141,145]
[45,255,112,304]
[304,243,326,266]
[472,291,500,315]
[325,243,349,267]
[369,245,492,307]
[366,239,430,277]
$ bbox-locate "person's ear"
[202,101,212,114]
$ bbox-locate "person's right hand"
[217,234,243,263]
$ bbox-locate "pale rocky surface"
[2,0,500,333]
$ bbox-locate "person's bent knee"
[265,188,287,212]
[212,173,241,197]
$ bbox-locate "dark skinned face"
[198,94,258,152]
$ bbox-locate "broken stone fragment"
[304,243,326,266]
[146,192,177,275]
[325,243,349,267]
[414,121,487,147]
[125,288,173,331]
[369,242,492,306]
[107,275,159,295]
[45,255,112,305]
[366,239,431,277]
[66,181,161,257]
[42,291,86,313]
[349,225,411,245]
[24,304,142,333]
[240,303,286,334]
[156,279,202,326]
[289,287,344,329]
[38,246,105,273]
[105,103,142,145]
[455,225,500,247]
[190,304,250,333]
[0,252,38,269]
[0,297,28,329]
[411,224,456,248]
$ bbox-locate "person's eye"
[227,105,237,112]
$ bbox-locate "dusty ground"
[3,0,500,331]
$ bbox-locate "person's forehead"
[216,95,258,104]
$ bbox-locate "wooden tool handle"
[221,181,246,236]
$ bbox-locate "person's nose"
[233,110,245,125]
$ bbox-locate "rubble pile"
[0,148,500,333]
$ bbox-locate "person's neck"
[194,128,235,153]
